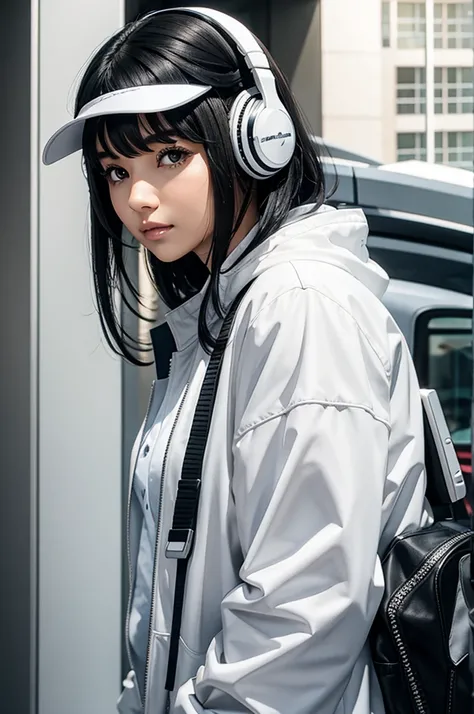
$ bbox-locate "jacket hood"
[220,204,389,305]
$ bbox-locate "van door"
[414,309,473,494]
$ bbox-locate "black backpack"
[163,285,474,712]
[370,392,474,714]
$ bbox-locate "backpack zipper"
[142,380,190,711]
[386,530,470,713]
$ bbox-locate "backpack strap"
[164,282,252,692]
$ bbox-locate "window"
[382,2,391,47]
[434,67,473,114]
[397,2,426,48]
[435,131,444,163]
[397,132,427,160]
[397,131,472,169]
[397,67,427,114]
[433,2,474,49]
[434,131,474,169]
[434,67,443,113]
[447,131,474,168]
[416,312,473,449]
[366,242,473,296]
[434,3,443,47]
[447,2,474,49]
[447,67,473,114]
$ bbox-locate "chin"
[146,243,191,263]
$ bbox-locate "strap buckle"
[165,528,194,559]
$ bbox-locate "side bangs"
[83,101,210,169]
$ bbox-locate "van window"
[415,311,472,453]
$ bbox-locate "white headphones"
[149,7,296,180]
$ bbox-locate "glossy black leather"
[370,521,473,713]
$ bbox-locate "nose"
[128,180,160,214]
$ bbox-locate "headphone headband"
[145,7,279,110]
[144,6,296,179]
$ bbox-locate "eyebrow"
[96,134,177,161]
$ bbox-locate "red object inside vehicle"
[456,448,472,516]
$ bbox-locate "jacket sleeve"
[173,285,402,714]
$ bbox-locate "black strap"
[164,283,252,691]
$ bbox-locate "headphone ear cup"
[229,89,273,179]
[251,107,296,171]
[230,89,296,179]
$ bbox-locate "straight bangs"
[83,102,210,172]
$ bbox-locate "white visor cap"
[42,83,212,165]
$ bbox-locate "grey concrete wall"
[0,0,128,712]
[271,0,323,135]
[0,0,34,711]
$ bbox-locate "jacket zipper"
[386,531,469,713]
[142,380,191,711]
[125,380,157,677]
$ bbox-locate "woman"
[43,8,429,714]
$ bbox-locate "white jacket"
[118,204,429,714]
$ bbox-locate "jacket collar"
[151,202,382,355]
[160,205,320,352]
[159,220,261,352]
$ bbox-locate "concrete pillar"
[1,1,127,712]
[37,2,126,710]
[320,0,385,161]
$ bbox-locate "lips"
[141,224,173,240]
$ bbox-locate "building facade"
[320,0,473,167]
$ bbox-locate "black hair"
[76,10,327,364]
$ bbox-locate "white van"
[323,152,473,496]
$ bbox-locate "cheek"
[173,157,212,215]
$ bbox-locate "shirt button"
[143,445,150,456]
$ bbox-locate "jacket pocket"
[116,670,142,714]
[176,637,206,684]
[170,638,207,711]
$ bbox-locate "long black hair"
[76,10,327,364]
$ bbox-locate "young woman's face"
[96,129,214,263]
